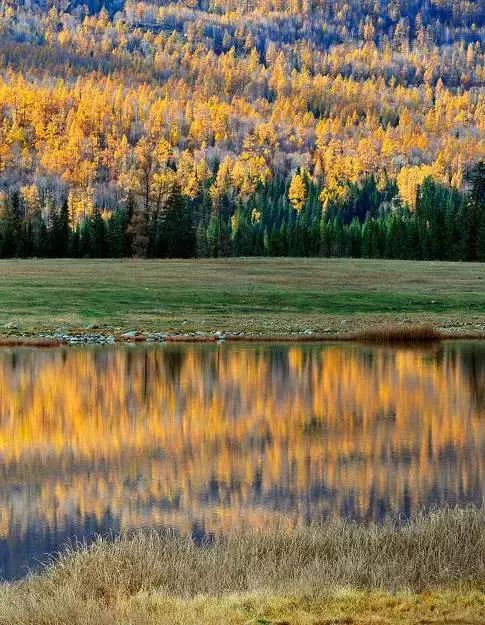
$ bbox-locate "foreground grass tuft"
[1,507,484,624]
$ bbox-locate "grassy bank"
[0,258,484,338]
[1,507,484,624]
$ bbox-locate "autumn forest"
[0,0,483,259]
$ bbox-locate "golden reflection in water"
[0,342,484,576]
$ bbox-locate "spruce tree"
[319,217,331,257]
[477,210,485,263]
[0,200,16,257]
[466,161,485,261]
[107,210,125,257]
[163,182,195,258]
[195,219,209,257]
[59,199,71,256]
[348,217,362,258]
[90,208,107,257]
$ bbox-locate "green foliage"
[0,165,484,261]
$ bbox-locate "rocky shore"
[0,326,239,346]
[1,318,485,347]
[42,329,231,346]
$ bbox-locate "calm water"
[0,341,484,578]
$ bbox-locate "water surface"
[0,341,484,578]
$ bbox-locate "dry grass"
[351,323,442,343]
[0,337,61,347]
[225,325,444,342]
[1,507,484,624]
[2,588,484,625]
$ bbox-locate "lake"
[0,341,484,579]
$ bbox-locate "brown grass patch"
[351,324,442,343]
[0,337,61,347]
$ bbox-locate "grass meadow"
[0,258,484,336]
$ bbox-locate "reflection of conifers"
[456,343,485,416]
[0,343,483,541]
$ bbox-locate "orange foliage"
[0,343,482,540]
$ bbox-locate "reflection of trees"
[454,343,485,416]
[0,342,483,577]
[0,510,120,580]
[163,348,187,385]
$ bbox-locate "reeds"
[1,506,484,625]
[351,323,442,343]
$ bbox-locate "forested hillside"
[0,0,483,259]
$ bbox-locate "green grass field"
[0,258,484,335]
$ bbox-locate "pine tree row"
[0,164,483,262]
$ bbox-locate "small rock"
[87,323,100,330]
[214,330,225,339]
[4,321,20,330]
[303,329,314,335]
[119,330,146,342]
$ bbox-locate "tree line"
[0,162,483,261]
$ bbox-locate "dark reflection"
[456,342,485,414]
[0,341,483,579]
[0,512,120,580]
[163,349,187,384]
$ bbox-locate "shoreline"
[1,322,485,347]
[1,258,484,345]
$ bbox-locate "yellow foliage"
[396,164,435,209]
[288,173,307,213]
[0,3,482,211]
